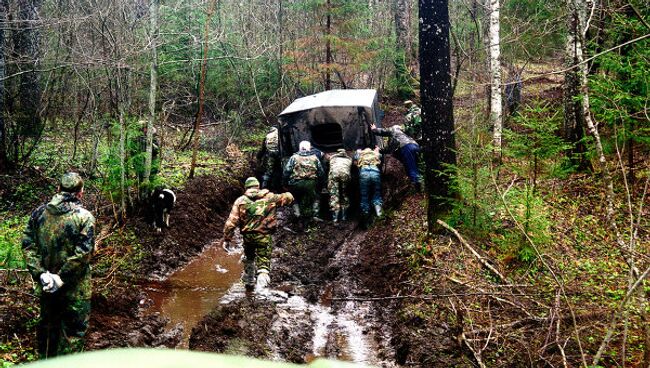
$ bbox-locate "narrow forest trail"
[187,214,401,366]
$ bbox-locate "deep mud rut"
[84,112,419,365]
[187,154,412,366]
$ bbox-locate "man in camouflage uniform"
[354,147,383,227]
[371,123,422,191]
[327,149,352,222]
[258,126,280,189]
[403,100,422,142]
[283,141,324,224]
[223,177,294,292]
[22,172,96,358]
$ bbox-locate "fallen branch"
[437,219,507,283]
[593,265,650,366]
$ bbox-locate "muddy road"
[118,153,412,367]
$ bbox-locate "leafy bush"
[0,216,28,269]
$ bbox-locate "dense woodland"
[1,0,649,366]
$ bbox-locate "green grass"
[0,215,28,269]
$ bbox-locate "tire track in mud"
[190,217,400,366]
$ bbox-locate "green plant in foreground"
[0,216,28,269]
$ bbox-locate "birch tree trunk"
[488,0,502,155]
[143,0,159,188]
[419,0,457,233]
[563,1,588,170]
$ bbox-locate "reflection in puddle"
[144,242,243,347]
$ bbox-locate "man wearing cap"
[327,149,352,222]
[223,177,294,292]
[283,141,324,224]
[22,172,96,358]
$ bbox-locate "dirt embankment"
[87,154,254,351]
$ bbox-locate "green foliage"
[494,186,551,263]
[0,216,28,269]
[504,102,573,185]
[93,229,145,283]
[589,8,649,158]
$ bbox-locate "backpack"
[292,154,318,180]
[240,195,272,233]
[357,149,380,168]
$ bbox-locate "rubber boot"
[293,204,301,218]
[256,270,270,292]
[374,204,383,217]
[312,200,321,221]
[340,208,348,221]
[331,210,339,223]
[243,256,256,293]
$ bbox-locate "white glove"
[40,272,64,293]
[40,271,54,291]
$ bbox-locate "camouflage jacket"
[22,193,96,288]
[354,148,381,170]
[372,125,418,150]
[328,151,352,179]
[223,188,294,240]
[283,151,324,184]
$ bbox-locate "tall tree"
[324,0,332,90]
[0,0,7,171]
[419,0,457,232]
[394,0,413,98]
[563,0,588,170]
[143,0,160,188]
[189,0,218,179]
[14,0,43,139]
[488,0,502,155]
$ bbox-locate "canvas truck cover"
[278,89,383,155]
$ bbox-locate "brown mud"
[85,154,253,351]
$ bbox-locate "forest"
[0,0,649,366]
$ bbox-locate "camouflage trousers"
[262,152,280,189]
[242,233,273,287]
[289,179,318,219]
[37,279,91,358]
[327,173,350,213]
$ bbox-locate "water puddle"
[144,242,242,347]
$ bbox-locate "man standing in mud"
[21,172,95,358]
[354,146,383,228]
[258,126,280,189]
[327,148,352,223]
[283,140,324,225]
[223,177,294,292]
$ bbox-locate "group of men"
[20,101,423,359]
[225,101,423,293]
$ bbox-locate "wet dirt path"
[143,241,242,347]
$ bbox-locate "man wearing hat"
[327,149,352,222]
[22,172,96,358]
[223,177,294,292]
